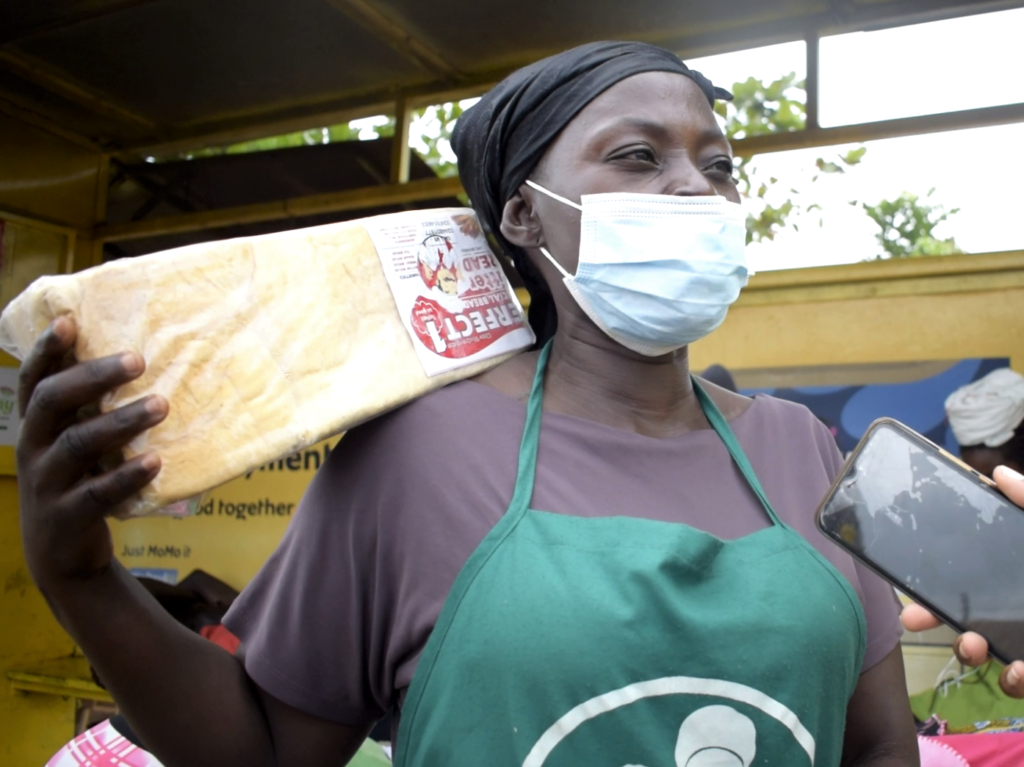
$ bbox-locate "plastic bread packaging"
[0,208,534,517]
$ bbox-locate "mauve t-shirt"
[224,380,902,727]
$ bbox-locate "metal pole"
[805,29,820,131]
[390,96,412,185]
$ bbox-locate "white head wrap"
[945,368,1024,448]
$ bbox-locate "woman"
[18,42,923,766]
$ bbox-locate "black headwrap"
[451,40,732,345]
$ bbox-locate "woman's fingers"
[900,468,1024,693]
[17,316,76,418]
[15,320,169,584]
[993,465,1024,506]
[904,608,1002,669]
[65,453,162,518]
[38,395,168,493]
[904,605,1024,693]
[952,631,990,667]
[1001,661,1024,698]
[19,351,146,456]
[900,603,942,632]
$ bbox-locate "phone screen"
[817,421,1024,664]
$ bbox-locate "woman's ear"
[500,191,543,250]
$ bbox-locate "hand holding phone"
[901,465,1024,698]
[816,421,1024,666]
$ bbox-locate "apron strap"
[508,342,781,527]
[506,339,553,513]
[691,377,784,527]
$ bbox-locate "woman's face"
[521,70,739,278]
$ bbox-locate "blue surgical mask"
[525,180,750,356]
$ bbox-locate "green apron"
[395,342,866,767]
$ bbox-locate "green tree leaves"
[859,189,961,259]
[716,73,807,139]
[718,75,961,260]
[408,102,465,178]
[717,72,866,244]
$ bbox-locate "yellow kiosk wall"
[690,254,1023,375]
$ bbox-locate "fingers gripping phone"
[816,419,1024,665]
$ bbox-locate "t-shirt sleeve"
[222,423,389,725]
[223,383,520,726]
[222,387,490,726]
[813,418,904,672]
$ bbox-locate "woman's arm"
[17,319,368,767]
[900,465,1024,699]
[840,646,919,767]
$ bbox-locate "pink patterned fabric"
[919,736,971,767]
[920,733,1024,766]
[45,719,163,767]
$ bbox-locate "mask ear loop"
[524,179,583,211]
[524,180,581,280]
[538,246,571,279]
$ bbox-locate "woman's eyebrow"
[588,117,730,150]
[590,116,672,141]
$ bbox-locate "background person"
[945,367,1024,478]
[699,363,738,393]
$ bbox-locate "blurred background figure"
[945,368,1024,477]
[700,363,738,393]
[699,363,844,446]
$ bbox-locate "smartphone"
[815,418,1024,665]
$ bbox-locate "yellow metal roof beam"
[95,175,465,243]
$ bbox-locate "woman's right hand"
[16,316,168,589]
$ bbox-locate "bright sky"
[687,7,1024,271]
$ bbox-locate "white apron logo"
[522,676,815,767]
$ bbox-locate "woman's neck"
[542,317,710,438]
